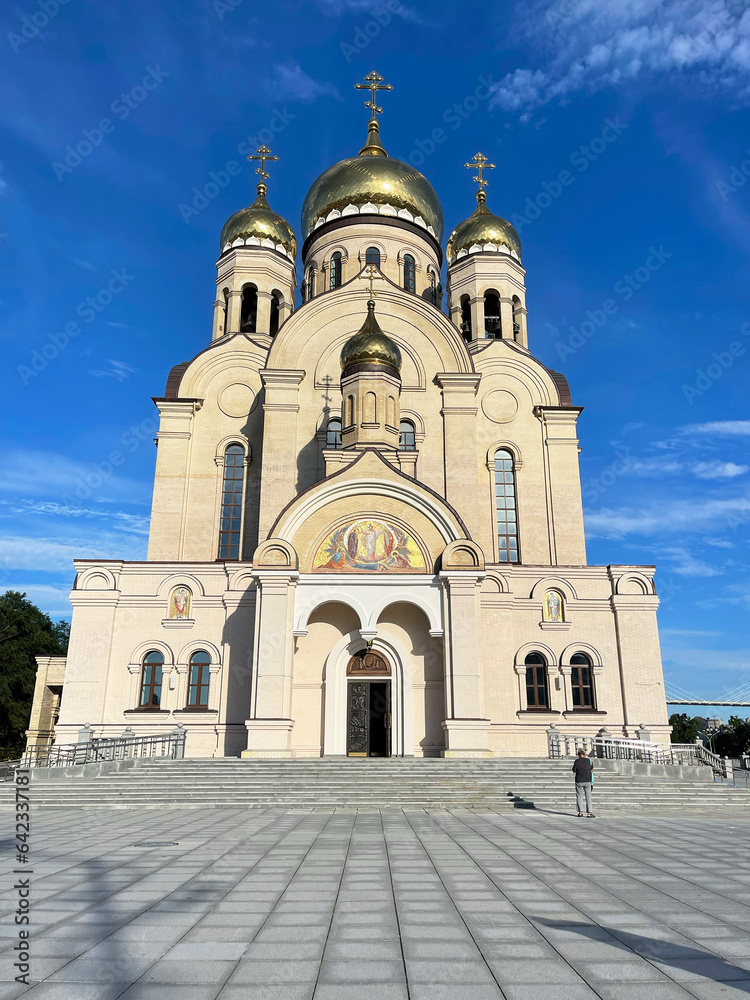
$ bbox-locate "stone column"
[257,369,305,541]
[226,289,243,334]
[499,296,514,340]
[243,569,299,757]
[256,289,272,335]
[436,374,482,540]
[212,298,226,340]
[439,570,491,757]
[148,400,199,560]
[609,581,666,739]
[469,295,484,341]
[534,406,586,565]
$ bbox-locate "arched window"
[570,653,595,710]
[460,295,472,343]
[403,254,416,294]
[139,651,164,710]
[525,652,549,710]
[270,292,280,336]
[365,246,381,268]
[222,288,229,331]
[364,391,377,422]
[512,296,523,340]
[187,651,211,709]
[306,267,315,302]
[386,396,396,427]
[494,449,519,563]
[399,419,416,451]
[484,292,501,337]
[329,252,342,289]
[427,269,437,305]
[218,444,245,560]
[345,394,354,426]
[240,285,257,333]
[326,418,342,449]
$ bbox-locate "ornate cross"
[363,263,382,298]
[247,145,278,183]
[355,71,393,120]
[465,151,495,192]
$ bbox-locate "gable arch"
[514,642,558,667]
[487,440,523,468]
[176,639,222,666]
[295,596,366,636]
[77,567,117,591]
[156,574,206,599]
[616,572,655,595]
[129,640,174,667]
[215,435,250,461]
[560,642,603,667]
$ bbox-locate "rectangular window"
[571,665,594,709]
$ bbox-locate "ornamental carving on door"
[347,650,391,676]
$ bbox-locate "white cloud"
[681,420,750,436]
[3,499,149,535]
[264,63,340,103]
[658,546,723,577]
[0,450,150,503]
[71,258,96,272]
[89,359,137,383]
[585,495,750,537]
[703,536,735,548]
[691,461,749,479]
[491,1,750,114]
[0,537,108,573]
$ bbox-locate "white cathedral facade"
[30,75,670,759]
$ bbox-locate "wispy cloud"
[0,451,148,502]
[681,420,750,436]
[658,545,723,577]
[89,359,137,382]
[491,1,750,116]
[71,258,96,272]
[585,495,750,538]
[263,62,340,103]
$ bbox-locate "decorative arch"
[616,573,655,596]
[253,538,299,570]
[179,345,267,400]
[560,642,603,668]
[514,641,557,668]
[176,639,222,667]
[441,539,485,572]
[529,577,578,602]
[359,240,387,265]
[214,434,251,461]
[129,639,174,667]
[399,407,425,436]
[370,595,441,635]
[295,596,366,636]
[228,568,255,592]
[313,327,427,391]
[77,567,117,591]
[481,571,510,595]
[157,574,206,599]
[486,440,523,469]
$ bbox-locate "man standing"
[573,747,595,817]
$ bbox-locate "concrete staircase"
[3,757,750,811]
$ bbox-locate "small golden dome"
[447,191,521,261]
[341,299,402,375]
[221,183,297,256]
[302,121,443,241]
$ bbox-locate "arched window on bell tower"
[460,295,472,343]
[484,291,501,338]
[512,296,523,341]
[240,285,257,333]
[270,292,281,336]
[365,246,381,268]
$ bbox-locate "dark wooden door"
[347,681,391,757]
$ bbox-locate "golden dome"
[220,183,297,257]
[301,121,443,241]
[447,191,521,261]
[341,299,402,375]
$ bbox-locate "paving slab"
[3,808,750,997]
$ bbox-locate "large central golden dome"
[301,122,443,242]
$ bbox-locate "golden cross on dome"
[363,263,382,299]
[465,151,495,192]
[247,145,278,183]
[355,71,393,120]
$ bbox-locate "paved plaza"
[2,806,750,999]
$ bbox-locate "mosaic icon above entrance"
[313,518,425,572]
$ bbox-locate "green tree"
[713,716,750,758]
[0,591,69,754]
[669,713,703,744]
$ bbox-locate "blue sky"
[2,0,749,715]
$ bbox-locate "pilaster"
[436,373,482,540]
[257,369,305,541]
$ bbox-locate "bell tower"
[445,152,528,349]
[213,146,297,342]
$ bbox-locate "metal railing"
[547,728,737,782]
[19,727,186,769]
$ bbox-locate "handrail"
[547,728,734,781]
[20,728,187,769]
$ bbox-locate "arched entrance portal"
[346,650,391,757]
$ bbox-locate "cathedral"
[31,73,669,760]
